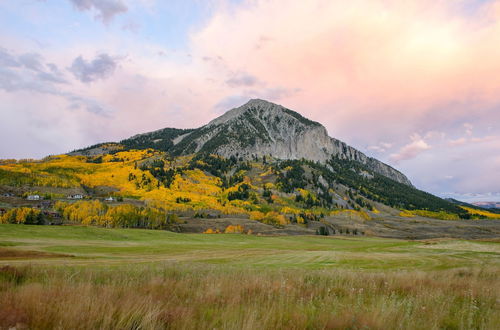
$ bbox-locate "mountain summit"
[82,99,412,186]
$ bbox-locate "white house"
[68,194,84,199]
[27,195,41,201]
[104,197,116,202]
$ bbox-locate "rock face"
[77,99,411,186]
[167,99,412,186]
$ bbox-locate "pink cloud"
[191,0,500,132]
[448,137,467,147]
[390,134,431,163]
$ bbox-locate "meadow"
[0,224,499,329]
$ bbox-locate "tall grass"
[1,263,498,329]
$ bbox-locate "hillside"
[1,151,499,237]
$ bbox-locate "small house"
[27,195,41,201]
[104,197,116,202]
[68,194,84,199]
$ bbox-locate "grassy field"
[0,224,499,329]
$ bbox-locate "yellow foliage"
[224,225,245,234]
[54,200,173,229]
[203,228,221,234]
[399,210,415,218]
[263,183,275,189]
[330,209,371,221]
[400,210,459,220]
[0,150,249,216]
[0,150,390,222]
[259,169,274,177]
[280,206,302,215]
[461,207,500,219]
[264,211,288,226]
[296,188,309,198]
[249,211,265,221]
[249,210,288,225]
[0,207,42,224]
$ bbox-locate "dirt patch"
[175,215,500,239]
[176,217,316,235]
[0,247,72,259]
[322,216,500,240]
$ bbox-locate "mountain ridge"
[74,99,412,186]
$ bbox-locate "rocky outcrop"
[170,99,413,186]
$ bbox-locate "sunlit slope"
[0,149,495,221]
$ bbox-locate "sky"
[0,0,499,202]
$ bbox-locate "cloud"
[367,142,393,153]
[0,48,20,67]
[0,47,111,123]
[442,192,500,203]
[248,87,300,101]
[67,95,111,116]
[17,53,44,72]
[464,123,473,136]
[69,54,118,83]
[69,0,127,23]
[0,48,68,93]
[226,72,258,87]
[122,21,141,33]
[214,95,251,113]
[390,134,431,163]
[448,137,467,147]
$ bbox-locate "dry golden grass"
[0,264,498,329]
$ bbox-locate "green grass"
[0,224,498,271]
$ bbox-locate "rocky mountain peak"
[207,99,320,128]
[79,99,413,186]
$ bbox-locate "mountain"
[80,99,412,186]
[472,202,500,209]
[4,99,498,235]
[447,198,500,212]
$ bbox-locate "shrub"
[224,225,245,234]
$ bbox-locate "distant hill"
[472,201,500,209]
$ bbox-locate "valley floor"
[0,225,499,329]
[174,214,500,240]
